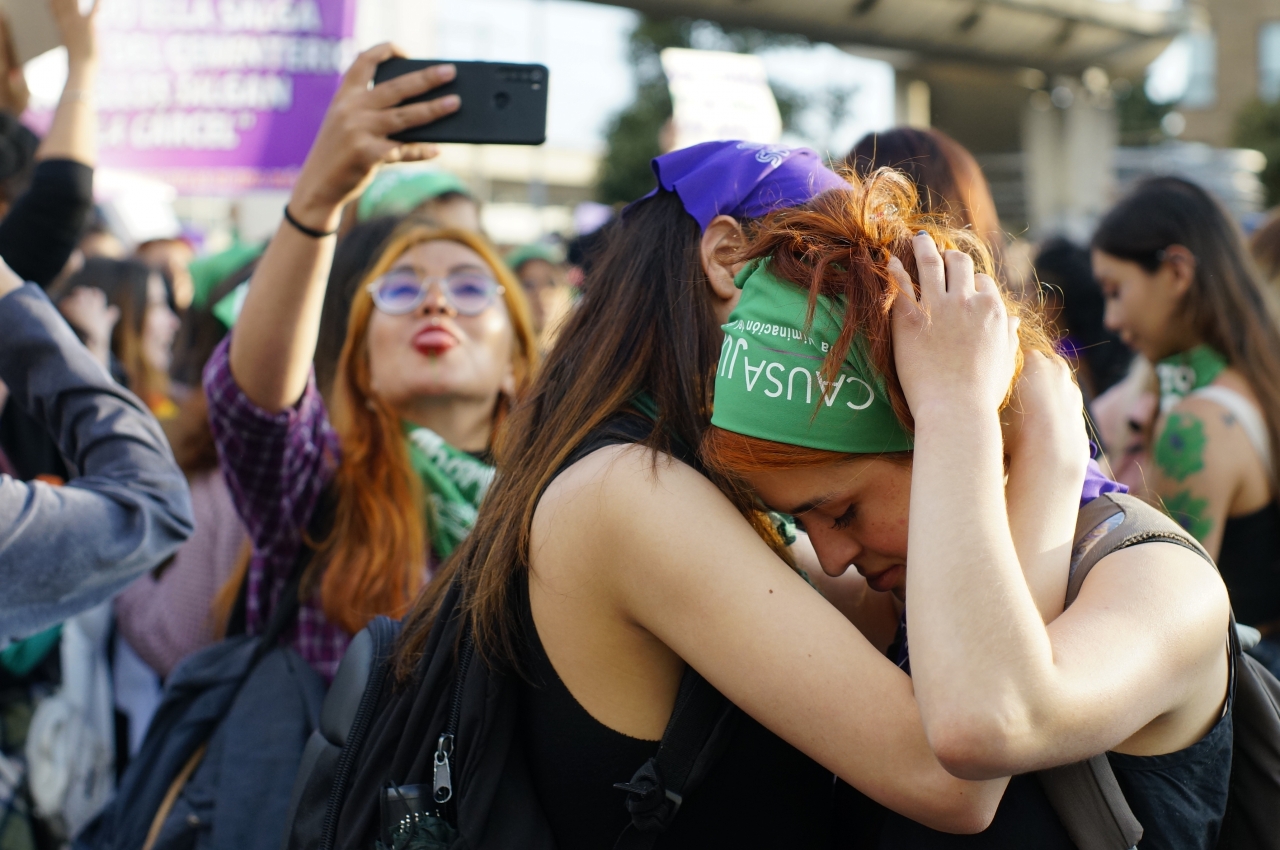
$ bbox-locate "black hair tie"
[283,205,338,239]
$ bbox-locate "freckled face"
[744,458,913,600]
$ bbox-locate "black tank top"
[1219,500,1280,627]
[868,511,1234,850]
[517,414,837,849]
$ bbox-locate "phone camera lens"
[493,91,511,109]
[531,69,543,82]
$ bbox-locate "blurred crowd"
[2,4,1279,850]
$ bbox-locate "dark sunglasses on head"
[367,269,504,316]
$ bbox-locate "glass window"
[1183,30,1216,108]
[1261,22,1280,102]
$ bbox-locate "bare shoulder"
[531,441,741,575]
[1073,540,1229,656]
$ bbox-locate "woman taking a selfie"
[206,45,537,680]
[1092,176,1280,676]
[700,173,1232,847]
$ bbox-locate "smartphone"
[374,59,548,146]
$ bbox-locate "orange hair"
[702,168,1054,502]
[313,224,538,634]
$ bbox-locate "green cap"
[357,166,472,222]
[506,242,561,271]
[711,259,913,454]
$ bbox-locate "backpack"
[1039,492,1280,850]
[73,498,333,850]
[284,576,736,850]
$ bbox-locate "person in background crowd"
[506,242,573,345]
[700,179,1231,847]
[354,164,480,232]
[135,235,197,311]
[206,47,537,681]
[1033,237,1134,406]
[113,274,250,681]
[1093,175,1280,675]
[1249,207,1280,294]
[335,142,1015,849]
[77,211,125,260]
[846,127,1004,254]
[0,0,101,487]
[0,255,192,638]
[54,258,181,418]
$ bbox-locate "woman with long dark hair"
[57,257,180,415]
[204,46,538,680]
[847,127,1003,249]
[1092,176,1280,673]
[700,171,1232,847]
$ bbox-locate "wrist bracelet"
[283,205,338,239]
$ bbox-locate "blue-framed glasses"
[367,269,504,316]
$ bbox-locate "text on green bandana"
[710,258,913,454]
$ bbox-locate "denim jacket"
[0,284,193,641]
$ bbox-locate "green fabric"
[211,280,248,329]
[0,627,59,679]
[189,241,265,308]
[711,258,913,454]
[506,243,560,271]
[1155,344,1228,413]
[404,425,495,560]
[358,168,472,222]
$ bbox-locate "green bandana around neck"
[710,258,913,454]
[1155,344,1228,414]
[403,424,496,559]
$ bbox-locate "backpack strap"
[1039,492,1217,850]
[612,666,738,850]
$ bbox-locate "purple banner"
[94,0,357,194]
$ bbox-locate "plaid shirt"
[204,338,349,681]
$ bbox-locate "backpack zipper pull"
[433,733,454,804]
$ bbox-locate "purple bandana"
[633,140,848,230]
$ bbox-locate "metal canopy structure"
[590,0,1185,73]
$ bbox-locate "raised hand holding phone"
[230,42,461,415]
[288,43,461,235]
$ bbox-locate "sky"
[431,0,896,156]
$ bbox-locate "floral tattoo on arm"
[1155,413,1207,481]
[1155,413,1214,541]
[1164,490,1213,541]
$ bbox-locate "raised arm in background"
[0,0,98,287]
[0,255,193,639]
[228,43,458,412]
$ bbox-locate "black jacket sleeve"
[0,159,94,288]
[0,284,193,640]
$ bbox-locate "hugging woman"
[701,172,1233,847]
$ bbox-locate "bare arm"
[893,234,1229,779]
[228,45,459,412]
[793,531,902,652]
[37,0,98,165]
[537,447,1008,834]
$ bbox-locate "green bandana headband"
[1155,344,1228,414]
[711,258,913,454]
[404,424,496,559]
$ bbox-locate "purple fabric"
[636,140,848,230]
[204,337,349,682]
[1080,458,1127,507]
